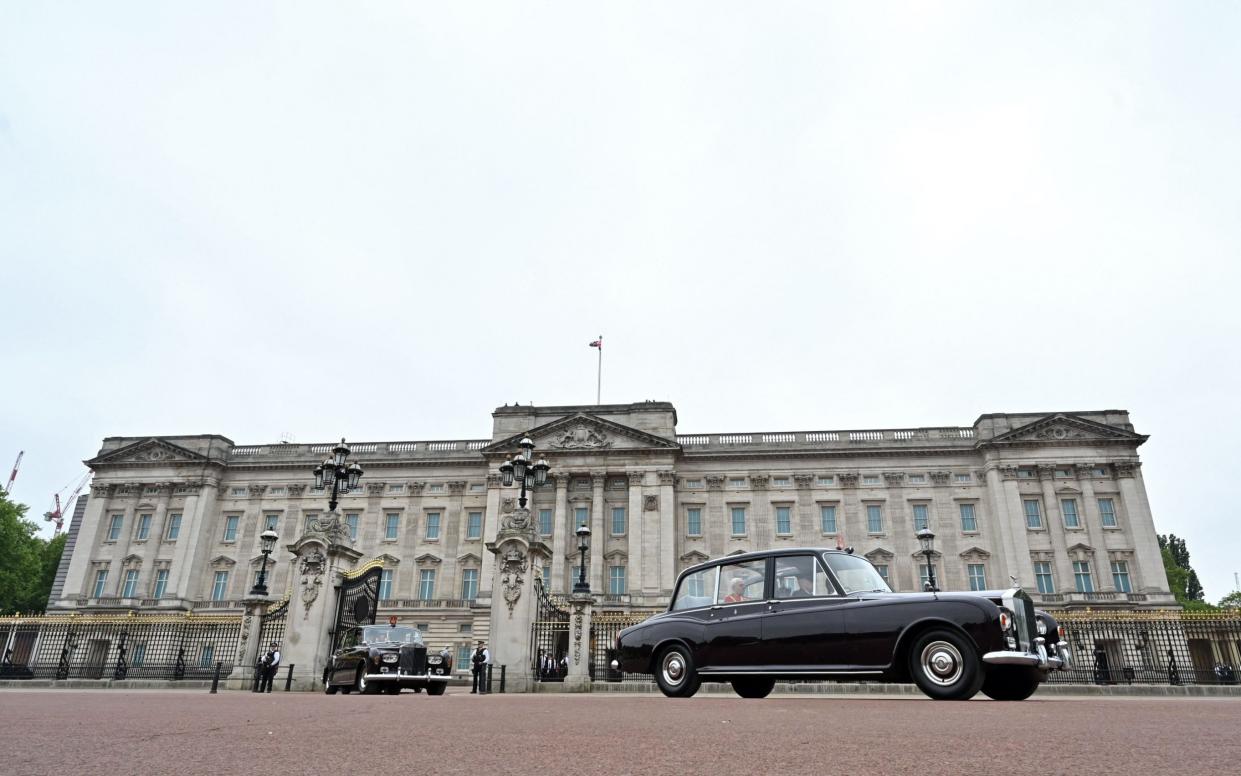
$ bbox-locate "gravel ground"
[4,688,1239,776]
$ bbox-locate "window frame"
[775,505,793,536]
[959,502,978,533]
[1023,499,1043,530]
[425,511,441,540]
[686,507,703,537]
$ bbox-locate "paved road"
[4,688,1239,776]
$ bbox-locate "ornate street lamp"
[916,528,938,592]
[312,438,364,514]
[250,529,279,596]
[573,524,592,594]
[498,436,549,510]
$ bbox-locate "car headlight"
[1036,617,1048,636]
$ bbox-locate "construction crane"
[4,451,22,494]
[45,472,90,535]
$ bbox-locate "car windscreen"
[672,566,719,610]
[363,625,422,645]
[823,553,891,594]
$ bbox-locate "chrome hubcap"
[662,652,685,685]
[920,641,963,686]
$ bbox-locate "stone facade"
[51,403,1175,663]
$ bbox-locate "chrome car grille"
[1011,591,1037,652]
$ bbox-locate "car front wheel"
[981,666,1042,701]
[324,684,339,695]
[355,666,375,695]
[731,677,775,699]
[654,644,701,698]
[426,683,446,696]
[908,628,984,701]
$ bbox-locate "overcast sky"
[2,2,1238,599]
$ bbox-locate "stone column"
[486,506,552,693]
[1039,466,1077,593]
[749,474,771,551]
[143,484,173,596]
[794,474,816,543]
[172,479,219,603]
[226,594,273,689]
[838,473,861,552]
[657,470,676,594]
[589,472,606,594]
[564,591,595,691]
[441,481,467,599]
[626,471,646,594]
[886,473,917,587]
[705,475,726,559]
[550,474,569,593]
[280,526,363,692]
[479,474,502,599]
[1074,465,1112,591]
[1116,461,1169,594]
[989,466,1029,588]
[59,483,113,604]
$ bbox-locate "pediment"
[680,551,709,565]
[457,552,481,565]
[1067,542,1095,555]
[87,438,212,467]
[209,555,236,567]
[958,546,991,560]
[375,553,401,566]
[1054,484,1081,495]
[989,414,1146,447]
[603,549,628,562]
[865,547,894,562]
[122,554,143,566]
[414,553,442,565]
[483,413,679,455]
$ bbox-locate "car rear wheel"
[908,628,984,701]
[654,644,701,698]
[324,684,339,695]
[731,677,775,699]
[981,666,1043,701]
[426,683,446,696]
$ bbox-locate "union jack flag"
[589,338,602,349]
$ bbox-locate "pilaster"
[589,472,606,594]
[657,470,676,594]
[550,473,569,593]
[564,592,595,691]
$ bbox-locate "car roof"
[683,547,852,573]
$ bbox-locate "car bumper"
[983,639,1071,670]
[364,672,451,682]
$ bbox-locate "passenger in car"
[789,575,814,597]
[723,578,747,603]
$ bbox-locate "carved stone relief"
[549,424,612,449]
[793,473,815,489]
[705,475,725,491]
[498,545,528,617]
[298,550,326,618]
[643,495,659,511]
[838,473,859,488]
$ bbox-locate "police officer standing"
[259,642,281,693]
[471,641,486,694]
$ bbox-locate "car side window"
[716,560,766,605]
[774,555,837,598]
[672,566,719,611]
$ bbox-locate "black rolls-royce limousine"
[324,624,452,695]
[613,548,1069,700]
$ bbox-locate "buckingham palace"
[48,402,1176,658]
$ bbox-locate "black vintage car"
[613,548,1069,701]
[323,624,452,695]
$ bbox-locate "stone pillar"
[551,474,569,593]
[657,470,676,595]
[1075,465,1112,591]
[486,506,552,693]
[1116,461,1169,594]
[479,474,502,599]
[989,466,1029,588]
[1039,466,1077,593]
[172,479,219,603]
[794,474,816,543]
[750,474,771,551]
[564,591,595,691]
[59,483,112,604]
[627,470,646,595]
[589,472,606,594]
[705,475,725,559]
[279,515,364,691]
[226,594,273,689]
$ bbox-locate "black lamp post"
[497,436,549,509]
[573,524,592,594]
[250,529,279,596]
[916,528,938,592]
[312,438,364,513]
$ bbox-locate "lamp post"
[916,528,938,592]
[497,436,550,508]
[573,524,592,594]
[311,437,364,516]
[250,529,279,596]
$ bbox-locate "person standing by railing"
[258,642,281,693]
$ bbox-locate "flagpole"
[596,334,602,405]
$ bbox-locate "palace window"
[919,565,937,591]
[959,503,978,533]
[684,479,703,488]
[908,474,926,484]
[231,487,247,497]
[912,504,929,532]
[304,513,317,532]
[772,477,790,487]
[874,564,890,587]
[776,506,792,535]
[136,514,151,540]
[268,486,285,496]
[1073,561,1094,593]
[264,513,280,532]
[686,508,702,537]
[730,478,747,488]
[1023,500,1043,529]
[609,566,627,595]
[222,515,239,542]
[462,569,479,601]
[428,484,444,493]
[820,505,837,534]
[469,511,485,539]
[863,475,880,486]
[344,513,359,540]
[166,514,182,540]
[122,569,139,598]
[955,473,971,483]
[107,514,123,541]
[418,569,436,600]
[92,569,108,598]
[536,509,551,537]
[1098,498,1118,528]
[730,507,747,536]
[425,512,441,540]
[470,483,485,493]
[153,569,169,599]
[866,504,883,534]
[1061,499,1080,529]
[379,569,394,600]
[1033,561,1054,594]
[384,513,400,540]
[575,507,588,529]
[967,564,987,591]
[817,476,834,486]
[611,507,626,536]
[1111,561,1132,593]
[211,570,229,601]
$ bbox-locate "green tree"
[1219,590,1241,610]
[0,492,66,614]
[1158,533,1208,607]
